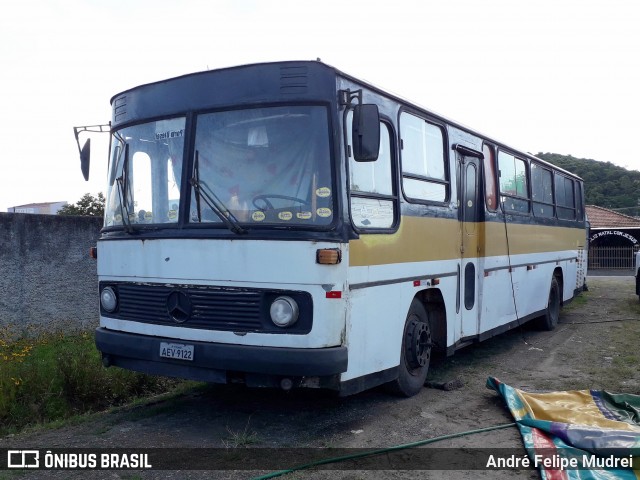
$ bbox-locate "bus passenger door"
[458,150,481,339]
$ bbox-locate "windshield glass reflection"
[190,106,333,226]
[104,118,185,227]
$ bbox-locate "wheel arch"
[415,288,447,355]
[553,266,564,304]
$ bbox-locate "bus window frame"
[554,172,577,221]
[482,143,498,212]
[498,149,531,216]
[344,108,400,234]
[184,102,340,232]
[398,108,450,206]
[103,115,188,230]
[575,181,585,221]
[530,161,556,219]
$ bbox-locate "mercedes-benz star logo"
[166,290,192,323]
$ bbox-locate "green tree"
[536,152,640,209]
[58,192,105,217]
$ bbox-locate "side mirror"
[352,104,380,162]
[80,139,91,181]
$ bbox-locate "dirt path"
[2,276,639,479]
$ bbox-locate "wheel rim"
[405,317,431,371]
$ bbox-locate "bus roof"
[111,60,582,181]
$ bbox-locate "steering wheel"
[252,194,308,211]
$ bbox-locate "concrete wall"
[0,213,102,338]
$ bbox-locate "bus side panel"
[479,264,517,332]
[343,278,459,382]
[485,221,584,318]
[343,284,407,382]
[506,257,556,317]
[560,257,579,302]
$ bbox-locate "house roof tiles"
[586,205,640,229]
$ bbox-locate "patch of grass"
[0,472,27,480]
[613,355,639,367]
[121,392,195,422]
[0,331,186,435]
[563,291,589,310]
[222,417,260,448]
[569,295,640,394]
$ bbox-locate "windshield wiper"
[115,143,136,234]
[191,151,246,235]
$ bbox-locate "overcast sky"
[1,0,638,211]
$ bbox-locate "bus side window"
[556,174,576,220]
[399,112,448,203]
[498,151,530,213]
[347,111,396,230]
[531,163,554,218]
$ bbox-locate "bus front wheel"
[386,299,432,397]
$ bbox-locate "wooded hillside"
[536,152,640,216]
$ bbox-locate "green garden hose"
[252,421,517,479]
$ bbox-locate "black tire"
[538,276,561,331]
[386,299,432,397]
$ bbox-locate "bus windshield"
[190,105,333,227]
[104,106,334,230]
[104,117,185,227]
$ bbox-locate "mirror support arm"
[73,123,110,181]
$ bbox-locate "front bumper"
[95,327,348,384]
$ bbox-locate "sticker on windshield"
[155,129,185,141]
[252,211,266,222]
[168,210,178,220]
[114,214,122,223]
[278,211,292,221]
[316,187,331,198]
[297,212,312,220]
[144,211,153,222]
[317,208,332,218]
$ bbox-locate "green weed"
[222,417,260,448]
[0,331,184,435]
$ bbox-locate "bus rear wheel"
[537,276,560,331]
[386,299,432,397]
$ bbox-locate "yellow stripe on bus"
[349,216,586,267]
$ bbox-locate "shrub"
[0,331,182,434]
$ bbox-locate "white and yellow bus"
[77,61,587,397]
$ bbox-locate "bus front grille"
[99,282,312,334]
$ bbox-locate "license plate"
[159,342,194,361]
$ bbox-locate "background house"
[586,205,640,272]
[7,201,68,215]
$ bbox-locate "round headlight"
[270,296,299,327]
[100,287,118,313]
